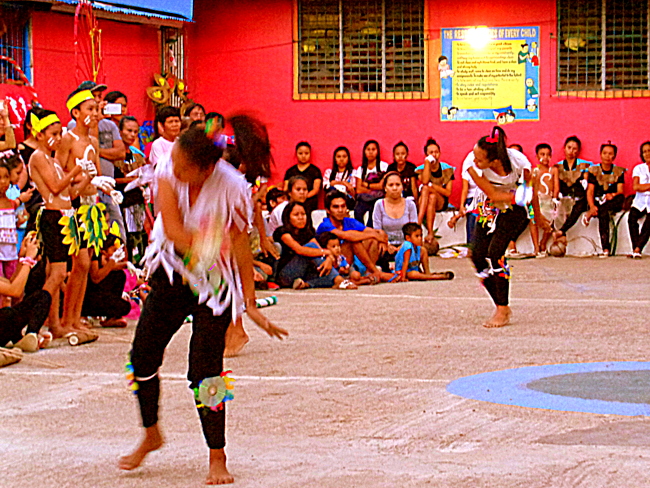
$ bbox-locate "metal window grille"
[0,4,31,83]
[558,0,649,91]
[161,26,185,107]
[298,0,424,94]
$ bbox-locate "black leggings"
[559,197,588,235]
[0,290,51,347]
[594,194,624,252]
[130,268,231,449]
[471,206,529,307]
[628,207,650,252]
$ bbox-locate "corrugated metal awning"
[51,0,193,22]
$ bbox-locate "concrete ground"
[1,256,650,487]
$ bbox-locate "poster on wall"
[440,26,540,124]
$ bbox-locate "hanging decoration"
[74,0,104,84]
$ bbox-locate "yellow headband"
[66,90,95,112]
[30,112,60,136]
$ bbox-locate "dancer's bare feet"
[49,325,80,340]
[119,425,164,470]
[206,449,234,485]
[483,306,512,328]
[224,318,250,358]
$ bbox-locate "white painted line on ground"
[271,291,649,306]
[0,370,450,384]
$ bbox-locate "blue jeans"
[278,243,340,288]
[465,198,477,245]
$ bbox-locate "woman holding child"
[273,201,355,289]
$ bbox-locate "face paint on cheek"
[48,137,56,147]
[84,115,91,126]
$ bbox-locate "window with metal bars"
[0,4,31,84]
[161,26,185,107]
[557,0,649,91]
[297,0,426,99]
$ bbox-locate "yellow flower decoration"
[58,214,81,256]
[77,203,109,256]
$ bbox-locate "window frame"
[556,0,650,98]
[293,0,430,101]
[160,26,186,107]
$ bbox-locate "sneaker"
[599,251,610,259]
[13,333,39,353]
[505,249,518,258]
[633,252,643,259]
[535,251,547,258]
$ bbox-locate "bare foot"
[483,307,512,328]
[49,325,80,340]
[224,319,250,358]
[119,425,164,471]
[206,449,234,485]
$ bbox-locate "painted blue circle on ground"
[446,362,650,416]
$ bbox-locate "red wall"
[187,0,650,204]
[31,10,159,127]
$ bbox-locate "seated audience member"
[318,190,388,282]
[81,235,132,327]
[417,139,455,244]
[266,188,288,214]
[267,176,308,236]
[273,201,354,289]
[448,149,480,245]
[373,171,418,261]
[323,146,356,207]
[628,141,650,258]
[552,136,592,247]
[386,141,418,199]
[530,143,555,256]
[584,142,626,257]
[316,232,371,286]
[354,139,388,226]
[284,142,322,215]
[394,223,454,281]
[0,233,51,361]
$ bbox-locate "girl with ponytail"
[120,114,287,484]
[466,126,538,328]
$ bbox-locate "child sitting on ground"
[316,232,372,286]
[81,234,132,327]
[395,223,454,281]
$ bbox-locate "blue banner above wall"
[53,0,193,21]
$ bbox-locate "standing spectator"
[183,103,206,122]
[104,91,128,127]
[628,141,650,258]
[284,142,322,215]
[116,116,149,261]
[149,106,181,169]
[448,150,481,245]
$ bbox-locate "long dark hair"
[331,146,353,183]
[640,141,650,163]
[361,139,381,181]
[281,201,314,240]
[177,114,273,180]
[477,126,512,174]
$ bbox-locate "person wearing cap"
[68,81,127,241]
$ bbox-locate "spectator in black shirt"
[283,141,322,215]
